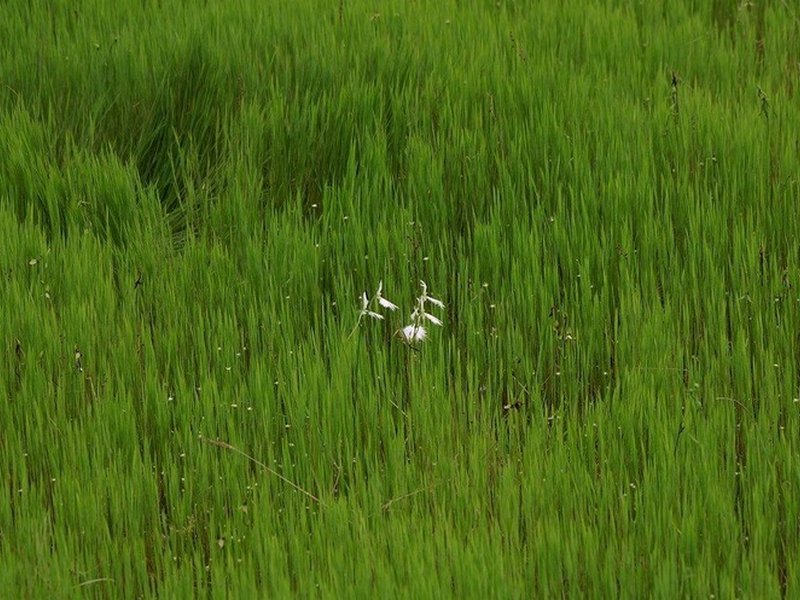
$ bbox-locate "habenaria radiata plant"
[353,280,445,345]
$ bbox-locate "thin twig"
[77,578,114,587]
[346,316,362,340]
[388,398,408,418]
[381,486,431,512]
[331,461,342,497]
[714,397,755,419]
[199,436,322,505]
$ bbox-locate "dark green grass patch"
[1,0,799,596]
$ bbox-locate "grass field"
[1,0,799,597]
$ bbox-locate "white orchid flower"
[399,324,427,344]
[359,291,384,321]
[375,280,398,311]
[419,280,445,308]
[352,279,443,345]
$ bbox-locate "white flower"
[352,282,399,338]
[359,291,384,320]
[399,324,427,343]
[375,280,398,311]
[351,279,443,345]
[419,280,445,308]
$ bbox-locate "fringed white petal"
[400,324,427,343]
[424,312,443,326]
[426,296,445,309]
[378,297,398,311]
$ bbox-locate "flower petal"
[378,297,398,311]
[424,312,443,326]
[400,324,427,343]
[426,295,445,309]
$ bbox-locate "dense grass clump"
[1,0,799,596]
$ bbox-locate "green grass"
[1,0,799,596]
